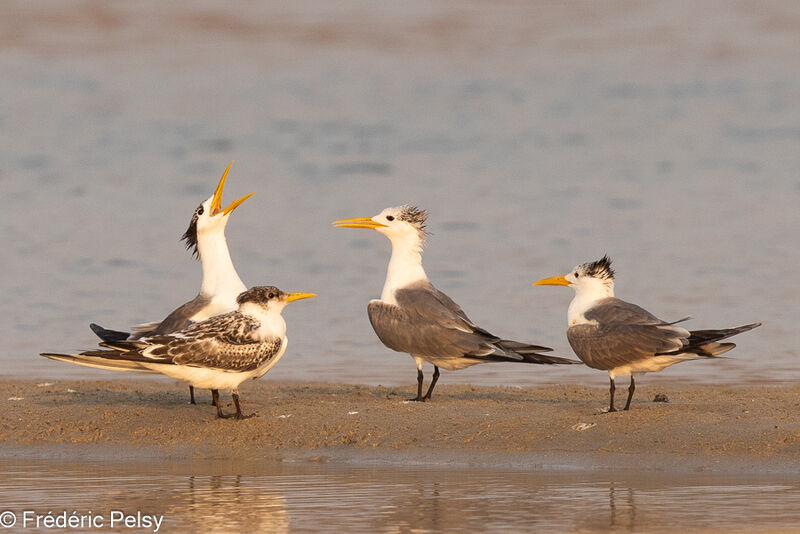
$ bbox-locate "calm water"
[2,4,799,533]
[1,457,799,533]
[1,4,798,390]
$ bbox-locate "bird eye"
[197,206,204,215]
[574,272,579,278]
[386,215,394,221]
[268,293,275,299]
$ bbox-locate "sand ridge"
[2,379,799,472]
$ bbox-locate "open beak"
[332,217,387,230]
[533,274,571,287]
[283,292,317,303]
[210,161,255,216]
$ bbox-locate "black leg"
[232,392,254,420]
[211,389,218,407]
[410,368,424,401]
[422,366,440,401]
[623,376,635,411]
[189,386,196,405]
[212,389,230,419]
[608,377,617,413]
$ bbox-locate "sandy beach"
[3,379,798,473]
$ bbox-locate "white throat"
[239,302,288,340]
[380,233,428,304]
[197,226,247,303]
[567,280,614,326]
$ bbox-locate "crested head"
[181,202,204,259]
[333,204,429,244]
[395,205,428,230]
[333,205,430,300]
[181,164,253,261]
[579,255,615,281]
[534,255,615,298]
[374,205,429,245]
[564,254,616,299]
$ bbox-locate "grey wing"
[584,297,665,325]
[567,298,689,370]
[141,294,212,338]
[424,282,472,323]
[368,287,498,360]
[149,313,283,372]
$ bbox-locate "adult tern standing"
[335,205,579,402]
[534,256,760,412]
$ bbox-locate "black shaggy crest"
[181,204,202,260]
[397,205,428,230]
[582,255,615,280]
[237,286,283,305]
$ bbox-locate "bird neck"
[197,229,247,300]
[239,303,287,340]
[567,280,614,326]
[381,236,427,304]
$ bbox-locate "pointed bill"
[283,292,317,302]
[332,217,387,229]
[533,274,571,287]
[222,191,255,215]
[210,161,254,216]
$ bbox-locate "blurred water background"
[1,1,798,388]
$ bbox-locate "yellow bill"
[533,275,571,287]
[332,217,387,229]
[210,161,255,216]
[283,292,317,302]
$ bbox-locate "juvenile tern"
[334,205,579,402]
[90,162,253,403]
[43,286,315,419]
[534,256,761,412]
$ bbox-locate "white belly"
[609,354,699,379]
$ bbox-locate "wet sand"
[3,379,798,473]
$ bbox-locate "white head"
[534,255,616,297]
[181,162,255,258]
[334,205,430,300]
[333,205,428,249]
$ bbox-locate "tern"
[334,205,580,402]
[534,255,761,412]
[43,286,316,419]
[90,162,253,404]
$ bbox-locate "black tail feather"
[90,323,130,342]
[686,322,761,348]
[496,339,553,354]
[468,352,582,365]
[656,322,761,357]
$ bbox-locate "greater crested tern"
[43,286,315,419]
[90,162,253,404]
[334,205,580,402]
[534,256,761,412]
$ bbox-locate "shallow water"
[1,457,799,533]
[1,2,798,389]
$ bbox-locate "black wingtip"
[89,323,130,343]
[522,353,584,365]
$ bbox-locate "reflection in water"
[1,457,799,532]
[178,475,289,534]
[608,482,636,532]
